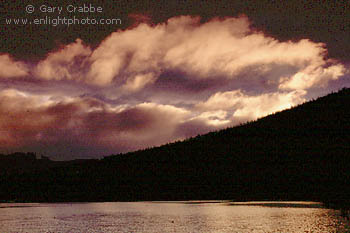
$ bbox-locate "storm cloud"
[0,16,348,159]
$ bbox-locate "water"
[0,201,349,232]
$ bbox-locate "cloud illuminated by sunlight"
[0,15,348,158]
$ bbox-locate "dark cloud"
[0,90,191,158]
[174,119,226,139]
[155,70,226,93]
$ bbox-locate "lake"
[0,201,349,232]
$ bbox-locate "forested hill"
[1,88,350,203]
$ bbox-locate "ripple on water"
[0,201,349,233]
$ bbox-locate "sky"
[0,1,349,160]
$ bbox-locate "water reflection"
[0,201,349,233]
[229,201,323,208]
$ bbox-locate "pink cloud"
[197,89,306,121]
[0,54,28,78]
[34,39,91,81]
[13,15,345,92]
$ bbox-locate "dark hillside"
[1,88,350,203]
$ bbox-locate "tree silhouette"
[0,88,349,210]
